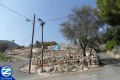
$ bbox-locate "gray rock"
[45,66,54,72]
[57,65,64,72]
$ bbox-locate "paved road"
[0,55,39,80]
[0,60,36,80]
[0,53,120,80]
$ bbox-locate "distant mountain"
[0,40,19,50]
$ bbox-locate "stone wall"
[46,44,81,50]
[107,46,120,59]
[13,48,84,58]
[32,50,83,65]
[114,46,120,54]
[19,49,99,73]
[15,48,99,73]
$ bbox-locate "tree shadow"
[99,57,120,67]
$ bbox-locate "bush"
[0,42,8,53]
[15,46,25,49]
[105,40,117,51]
[33,41,57,48]
[0,52,7,62]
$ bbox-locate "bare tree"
[60,5,103,56]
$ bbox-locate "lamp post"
[38,18,45,73]
[27,14,35,74]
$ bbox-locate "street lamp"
[38,18,45,73]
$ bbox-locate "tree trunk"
[79,42,86,57]
[90,48,92,56]
[89,48,92,65]
[83,48,86,57]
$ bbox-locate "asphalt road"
[0,53,120,80]
[0,60,36,80]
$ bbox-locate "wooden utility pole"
[29,14,35,74]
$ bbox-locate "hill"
[0,40,19,50]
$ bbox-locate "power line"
[0,22,28,35]
[45,15,70,22]
[0,4,40,23]
[0,4,75,45]
[21,25,40,45]
[0,4,31,20]
[0,4,74,23]
[45,14,75,22]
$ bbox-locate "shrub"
[15,46,25,49]
[0,52,7,62]
[105,40,117,51]
[33,41,57,48]
[0,42,8,53]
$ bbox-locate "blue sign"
[0,66,15,80]
[54,45,60,50]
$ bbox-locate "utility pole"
[38,18,45,73]
[29,14,35,74]
[41,22,44,73]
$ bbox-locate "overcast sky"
[0,0,96,46]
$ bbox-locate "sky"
[0,0,96,46]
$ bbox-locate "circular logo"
[1,66,12,77]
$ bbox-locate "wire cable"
[0,22,28,35]
[0,4,74,23]
[0,4,30,19]
[45,16,70,22]
[0,4,76,45]
[0,4,40,23]
[21,25,40,45]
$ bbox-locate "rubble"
[20,49,99,74]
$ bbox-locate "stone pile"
[13,48,99,73]
[59,44,80,50]
[13,48,40,58]
[13,49,30,58]
[30,50,99,73]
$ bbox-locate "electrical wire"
[0,4,41,23]
[45,15,70,22]
[0,22,28,35]
[0,4,75,23]
[0,4,75,45]
[21,26,40,45]
[0,4,31,20]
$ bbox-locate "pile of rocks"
[13,48,31,58]
[13,48,41,58]
[25,50,99,74]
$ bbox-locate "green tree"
[0,42,8,53]
[60,5,103,56]
[102,26,120,44]
[96,0,120,26]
